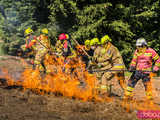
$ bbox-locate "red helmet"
[58,33,69,40]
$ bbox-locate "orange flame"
[20,55,110,102]
[2,55,160,112]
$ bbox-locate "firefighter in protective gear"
[87,38,101,67]
[21,28,37,64]
[55,33,76,72]
[88,38,100,62]
[93,35,126,96]
[57,33,76,58]
[124,38,160,101]
[55,33,70,57]
[55,40,63,56]
[34,28,52,74]
[22,28,37,50]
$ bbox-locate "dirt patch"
[0,87,137,120]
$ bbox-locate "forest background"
[0,0,160,67]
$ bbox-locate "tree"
[0,0,160,67]
[49,0,160,66]
[0,0,38,55]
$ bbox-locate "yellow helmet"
[24,28,33,36]
[101,35,112,45]
[41,28,48,34]
[84,40,90,46]
[90,38,100,46]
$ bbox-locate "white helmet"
[136,38,147,46]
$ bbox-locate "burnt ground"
[0,55,160,120]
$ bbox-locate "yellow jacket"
[94,42,125,70]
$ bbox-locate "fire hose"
[87,68,157,98]
[88,69,154,73]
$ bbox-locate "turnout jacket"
[130,48,160,72]
[94,42,125,70]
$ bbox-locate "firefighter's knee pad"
[125,86,134,97]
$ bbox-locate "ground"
[0,87,137,120]
[0,56,159,120]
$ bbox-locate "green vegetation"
[0,0,160,67]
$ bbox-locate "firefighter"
[124,38,160,101]
[93,35,126,96]
[24,28,36,50]
[57,33,76,72]
[88,38,101,66]
[57,33,76,58]
[21,27,37,64]
[54,37,63,57]
[87,38,100,69]
[34,28,51,74]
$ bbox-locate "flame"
[20,55,110,102]
[0,69,18,86]
[1,55,160,112]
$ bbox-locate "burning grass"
[18,55,109,102]
[1,55,160,112]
